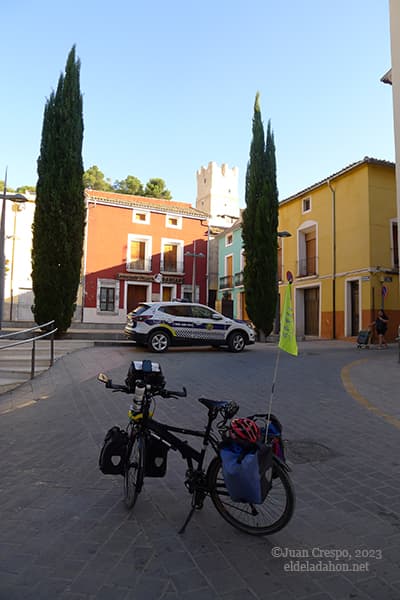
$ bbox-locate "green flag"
[278,283,298,356]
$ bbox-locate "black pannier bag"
[144,435,169,477]
[125,360,165,393]
[99,426,129,475]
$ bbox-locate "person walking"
[372,309,389,348]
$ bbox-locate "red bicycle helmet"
[229,418,261,443]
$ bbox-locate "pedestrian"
[372,309,389,348]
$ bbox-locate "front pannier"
[99,426,129,475]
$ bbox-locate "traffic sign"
[381,285,388,297]
[286,271,294,283]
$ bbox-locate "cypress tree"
[32,46,85,333]
[242,93,279,337]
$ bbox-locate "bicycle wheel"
[207,456,295,535]
[124,434,145,509]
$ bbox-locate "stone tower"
[196,162,240,227]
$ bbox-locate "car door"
[190,305,227,343]
[159,304,195,341]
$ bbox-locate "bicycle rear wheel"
[207,456,295,535]
[124,434,145,509]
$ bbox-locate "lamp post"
[184,240,205,302]
[274,230,292,334]
[0,173,28,329]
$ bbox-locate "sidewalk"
[0,341,399,599]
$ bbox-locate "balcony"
[160,260,184,274]
[234,271,244,286]
[297,256,317,277]
[219,275,233,289]
[126,257,152,272]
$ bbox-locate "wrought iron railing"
[297,256,317,277]
[219,275,233,289]
[0,320,57,379]
[126,258,152,272]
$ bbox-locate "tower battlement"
[196,161,239,226]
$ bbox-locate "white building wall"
[196,162,240,227]
[3,195,35,321]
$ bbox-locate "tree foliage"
[32,45,85,333]
[114,175,144,196]
[242,92,279,337]
[83,166,172,199]
[144,177,172,199]
[83,165,113,191]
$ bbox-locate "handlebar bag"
[125,360,165,393]
[219,440,273,504]
[99,426,129,475]
[144,435,169,477]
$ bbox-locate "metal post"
[31,339,36,379]
[50,330,55,367]
[192,240,196,302]
[0,169,7,330]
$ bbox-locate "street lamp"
[0,174,28,329]
[184,240,205,302]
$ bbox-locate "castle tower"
[196,162,240,227]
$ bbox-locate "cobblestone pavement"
[0,341,399,600]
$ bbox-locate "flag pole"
[265,275,297,439]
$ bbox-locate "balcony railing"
[126,258,152,272]
[234,271,244,286]
[219,275,233,289]
[297,256,317,277]
[160,260,184,274]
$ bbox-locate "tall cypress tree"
[32,46,85,332]
[242,93,279,337]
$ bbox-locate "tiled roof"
[85,189,208,219]
[280,157,395,205]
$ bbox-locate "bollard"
[397,324,400,364]
[31,340,36,379]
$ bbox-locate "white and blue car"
[124,301,255,353]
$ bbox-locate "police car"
[124,301,255,353]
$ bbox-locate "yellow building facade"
[278,158,399,341]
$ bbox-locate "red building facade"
[82,190,209,323]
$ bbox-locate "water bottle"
[130,381,145,416]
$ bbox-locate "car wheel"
[227,331,246,353]
[148,330,170,353]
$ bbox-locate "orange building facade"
[82,190,208,323]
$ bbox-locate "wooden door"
[350,281,359,336]
[127,285,147,313]
[304,287,319,335]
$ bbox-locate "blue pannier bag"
[219,440,273,504]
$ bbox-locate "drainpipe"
[327,180,336,339]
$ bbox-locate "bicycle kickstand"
[178,506,196,535]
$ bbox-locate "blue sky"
[1,0,394,206]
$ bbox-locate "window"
[161,239,184,272]
[97,279,119,314]
[160,305,192,317]
[226,233,233,246]
[127,234,152,271]
[302,197,311,214]
[192,305,214,319]
[166,214,182,229]
[100,287,115,311]
[133,210,150,224]
[297,223,317,277]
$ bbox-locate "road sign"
[381,285,388,297]
[286,271,294,283]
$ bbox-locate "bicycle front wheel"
[207,456,295,536]
[124,434,145,509]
